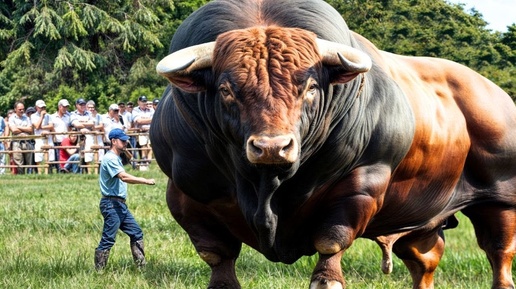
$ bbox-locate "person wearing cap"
[94,128,155,271]
[51,99,72,171]
[152,98,159,110]
[119,101,137,163]
[126,102,134,113]
[31,99,55,174]
[25,106,36,117]
[86,100,105,161]
[117,102,133,133]
[8,101,34,174]
[132,95,154,171]
[52,99,71,144]
[101,104,125,142]
[70,98,96,171]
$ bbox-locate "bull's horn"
[156,42,215,76]
[316,39,372,73]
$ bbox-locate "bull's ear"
[165,73,207,93]
[327,61,362,84]
[330,53,367,84]
[317,39,371,84]
[157,42,215,93]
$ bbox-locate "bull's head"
[156,27,371,166]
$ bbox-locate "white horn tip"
[337,52,372,72]
[156,55,195,75]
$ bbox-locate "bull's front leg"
[309,165,389,289]
[310,194,379,289]
[199,251,240,289]
[167,183,243,289]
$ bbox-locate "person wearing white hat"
[51,99,72,143]
[132,96,154,171]
[85,100,105,162]
[51,99,72,172]
[101,104,125,143]
[70,98,96,171]
[31,99,55,173]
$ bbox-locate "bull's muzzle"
[246,134,299,164]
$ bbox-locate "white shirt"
[31,111,51,136]
[102,114,125,140]
[51,112,71,143]
[132,107,154,131]
[70,110,94,131]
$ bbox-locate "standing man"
[51,99,71,171]
[126,102,134,114]
[119,101,137,165]
[70,98,95,171]
[132,95,154,171]
[101,104,125,141]
[8,101,33,174]
[52,99,71,143]
[94,128,155,270]
[31,100,55,173]
[117,102,133,133]
[86,100,105,161]
[152,98,160,111]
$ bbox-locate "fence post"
[43,134,49,174]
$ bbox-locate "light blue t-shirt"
[99,150,127,199]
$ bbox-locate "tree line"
[1,0,514,114]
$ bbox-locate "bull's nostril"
[284,139,293,150]
[250,140,264,155]
[279,139,293,156]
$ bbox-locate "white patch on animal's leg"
[309,279,344,289]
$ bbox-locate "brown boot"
[130,240,146,268]
[94,249,110,270]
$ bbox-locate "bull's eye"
[219,85,234,103]
[305,82,318,102]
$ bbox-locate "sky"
[447,0,515,32]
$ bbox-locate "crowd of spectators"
[0,96,158,174]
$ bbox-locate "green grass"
[0,165,506,288]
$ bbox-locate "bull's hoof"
[207,282,241,289]
[381,258,393,274]
[309,278,344,289]
[207,285,237,289]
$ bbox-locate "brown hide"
[154,8,516,289]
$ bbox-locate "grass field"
[0,164,503,288]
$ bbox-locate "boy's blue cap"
[109,128,129,141]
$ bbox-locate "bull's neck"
[237,170,283,255]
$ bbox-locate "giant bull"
[150,0,516,288]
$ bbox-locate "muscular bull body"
[150,0,516,288]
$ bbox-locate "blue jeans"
[64,154,81,173]
[96,198,143,251]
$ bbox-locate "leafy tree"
[0,0,178,113]
[327,0,516,98]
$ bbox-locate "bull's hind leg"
[375,232,410,274]
[463,205,516,289]
[392,227,445,289]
